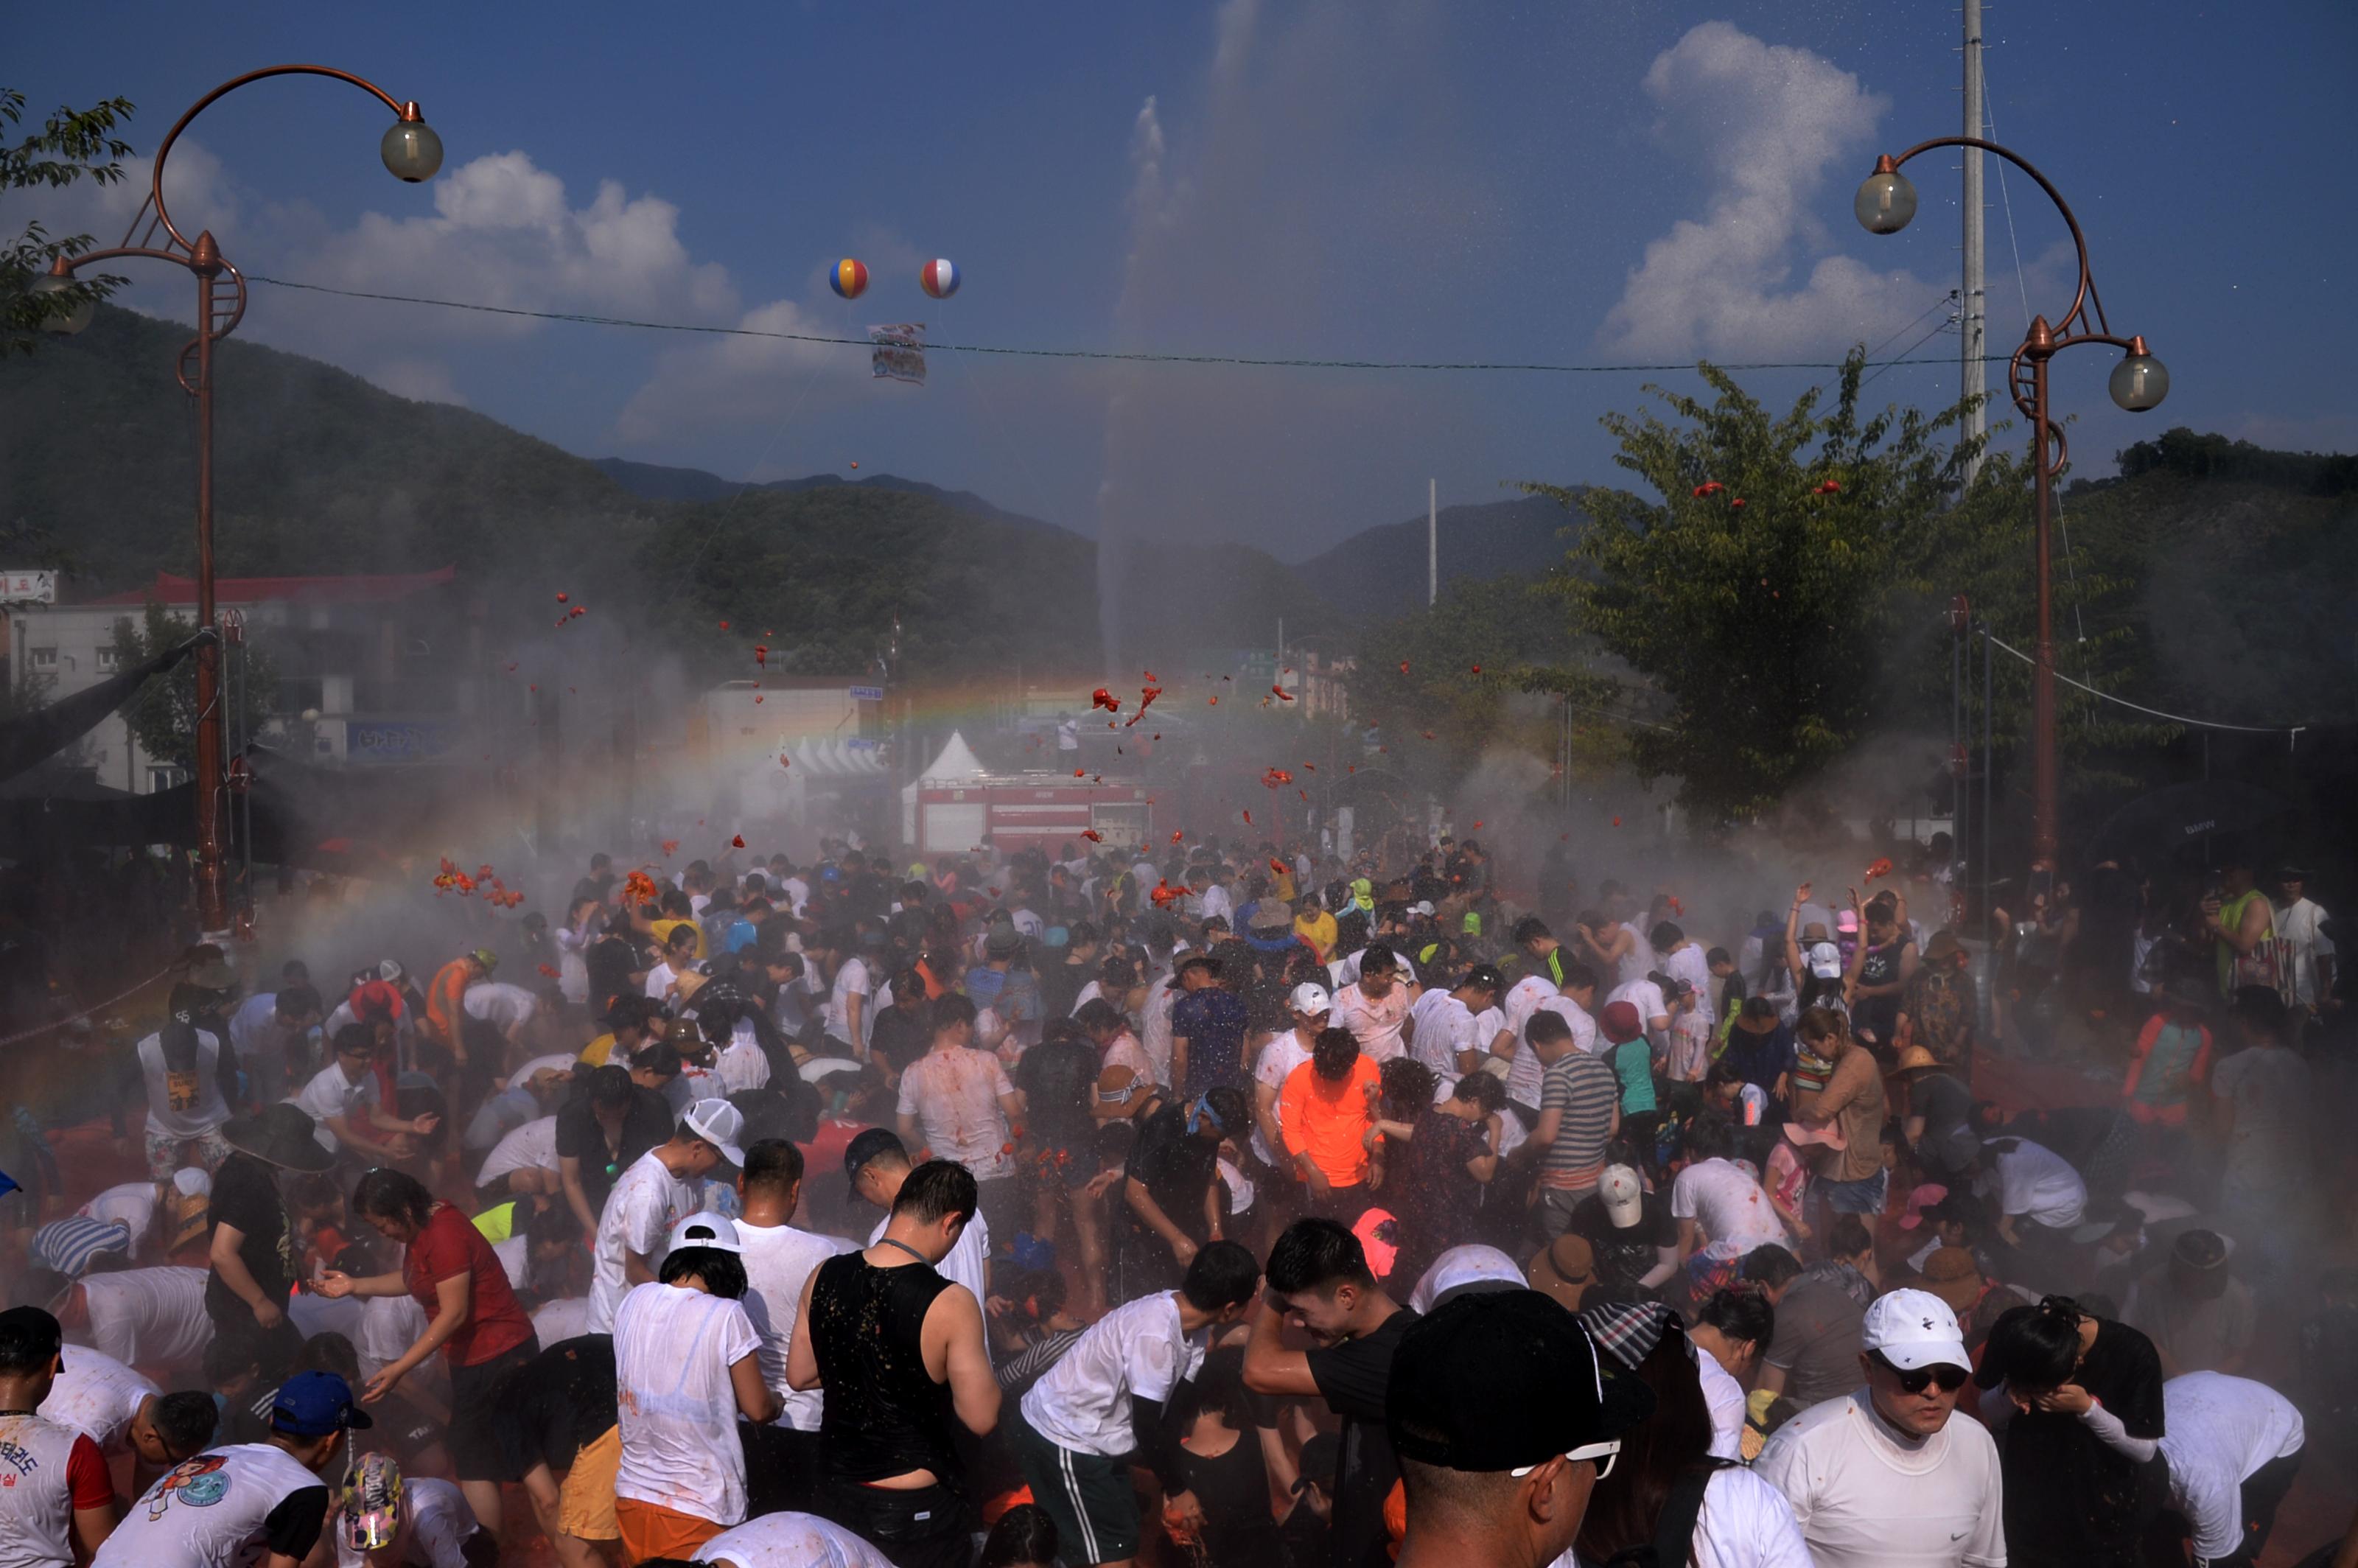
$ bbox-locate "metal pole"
[1981,623,1993,925]
[1428,479,1438,608]
[2028,324,2059,873]
[1960,0,1987,486]
[192,243,226,935]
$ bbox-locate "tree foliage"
[1529,351,2155,823]
[1,88,134,355]
[111,601,276,771]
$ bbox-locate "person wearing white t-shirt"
[1755,1288,2004,1568]
[611,1213,777,1560]
[730,1141,857,1518]
[1976,1136,2087,1245]
[331,1465,481,1568]
[587,1099,745,1334]
[688,1511,896,1568]
[1671,1145,1790,1265]
[819,938,873,1058]
[67,1267,212,1371]
[1250,987,1329,1213]
[95,1368,365,1568]
[133,1016,236,1177]
[1139,969,1181,1089]
[1328,946,1419,990]
[895,995,1026,1242]
[1654,923,1718,1028]
[1014,1244,1260,1568]
[847,1130,994,1317]
[1606,974,1672,1060]
[2155,1371,2305,1568]
[461,981,541,1046]
[714,1019,772,1095]
[1329,945,1412,1064]
[1410,965,1501,1082]
[287,1029,434,1162]
[475,1116,561,1197]
[1509,979,1600,1110]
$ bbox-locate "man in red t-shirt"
[0,1306,118,1563]
[316,1170,538,1533]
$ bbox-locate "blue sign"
[346,721,454,763]
[848,685,885,702]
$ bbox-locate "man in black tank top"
[787,1158,999,1568]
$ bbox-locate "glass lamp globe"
[381,116,444,183]
[1855,169,1917,235]
[32,271,92,335]
[2110,348,2169,413]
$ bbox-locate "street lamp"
[42,66,441,936]
[1854,139,2166,875]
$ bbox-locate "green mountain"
[1288,492,1589,618]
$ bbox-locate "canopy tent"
[0,631,205,790]
[900,730,987,843]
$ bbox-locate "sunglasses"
[1871,1351,1969,1393]
[1511,1438,1620,1483]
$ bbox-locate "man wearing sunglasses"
[1754,1288,2005,1568]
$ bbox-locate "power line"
[249,273,2013,377]
[1980,630,2311,741]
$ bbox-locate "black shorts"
[447,1334,540,1480]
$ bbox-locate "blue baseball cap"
[271,1371,372,1437]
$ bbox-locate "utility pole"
[1960,0,1988,486]
[1427,479,1438,607]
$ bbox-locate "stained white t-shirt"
[1983,1139,2086,1230]
[1671,1158,1789,1259]
[97,1442,326,1568]
[1329,981,1410,1063]
[1407,989,1478,1081]
[79,1182,161,1242]
[716,1030,772,1095]
[590,1150,702,1333]
[38,1347,156,1453]
[1607,977,1670,1031]
[895,1048,1018,1179]
[2158,1371,2305,1563]
[79,1267,211,1370]
[736,1221,858,1432]
[477,1116,560,1186]
[1516,995,1599,1106]
[1020,1291,1204,1457]
[1753,1388,2007,1568]
[613,1282,763,1527]
[693,1511,896,1568]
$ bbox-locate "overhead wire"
[249,273,2008,378]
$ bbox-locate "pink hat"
[1836,909,1859,933]
[1897,1183,1949,1229]
[1783,1121,1848,1151]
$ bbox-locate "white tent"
[900,730,987,843]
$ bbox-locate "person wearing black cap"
[94,1369,368,1568]
[0,1306,116,1564]
[1244,1218,1416,1568]
[1385,1289,1651,1568]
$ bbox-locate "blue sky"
[15,1,2356,554]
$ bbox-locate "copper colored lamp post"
[37,66,442,935]
[1855,138,2166,876]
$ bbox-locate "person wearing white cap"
[586,1099,746,1334]
[1404,1243,1525,1314]
[612,1211,779,1562]
[1244,983,1329,1245]
[1753,1287,2004,1568]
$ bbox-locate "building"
[4,567,477,794]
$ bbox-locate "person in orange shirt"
[1278,1026,1383,1225]
[424,948,497,1057]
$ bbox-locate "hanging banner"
[869,322,927,385]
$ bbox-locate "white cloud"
[610,295,877,447]
[368,358,468,406]
[1600,21,1939,360]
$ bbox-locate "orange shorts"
[615,1497,725,1564]
[559,1425,621,1542]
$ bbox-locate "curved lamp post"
[1855,138,2166,875]
[38,66,441,934]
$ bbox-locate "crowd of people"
[1,829,2354,1568]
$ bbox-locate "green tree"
[1528,352,2154,823]
[1,88,135,354]
[110,601,276,771]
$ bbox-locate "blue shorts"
[1818,1168,1889,1216]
